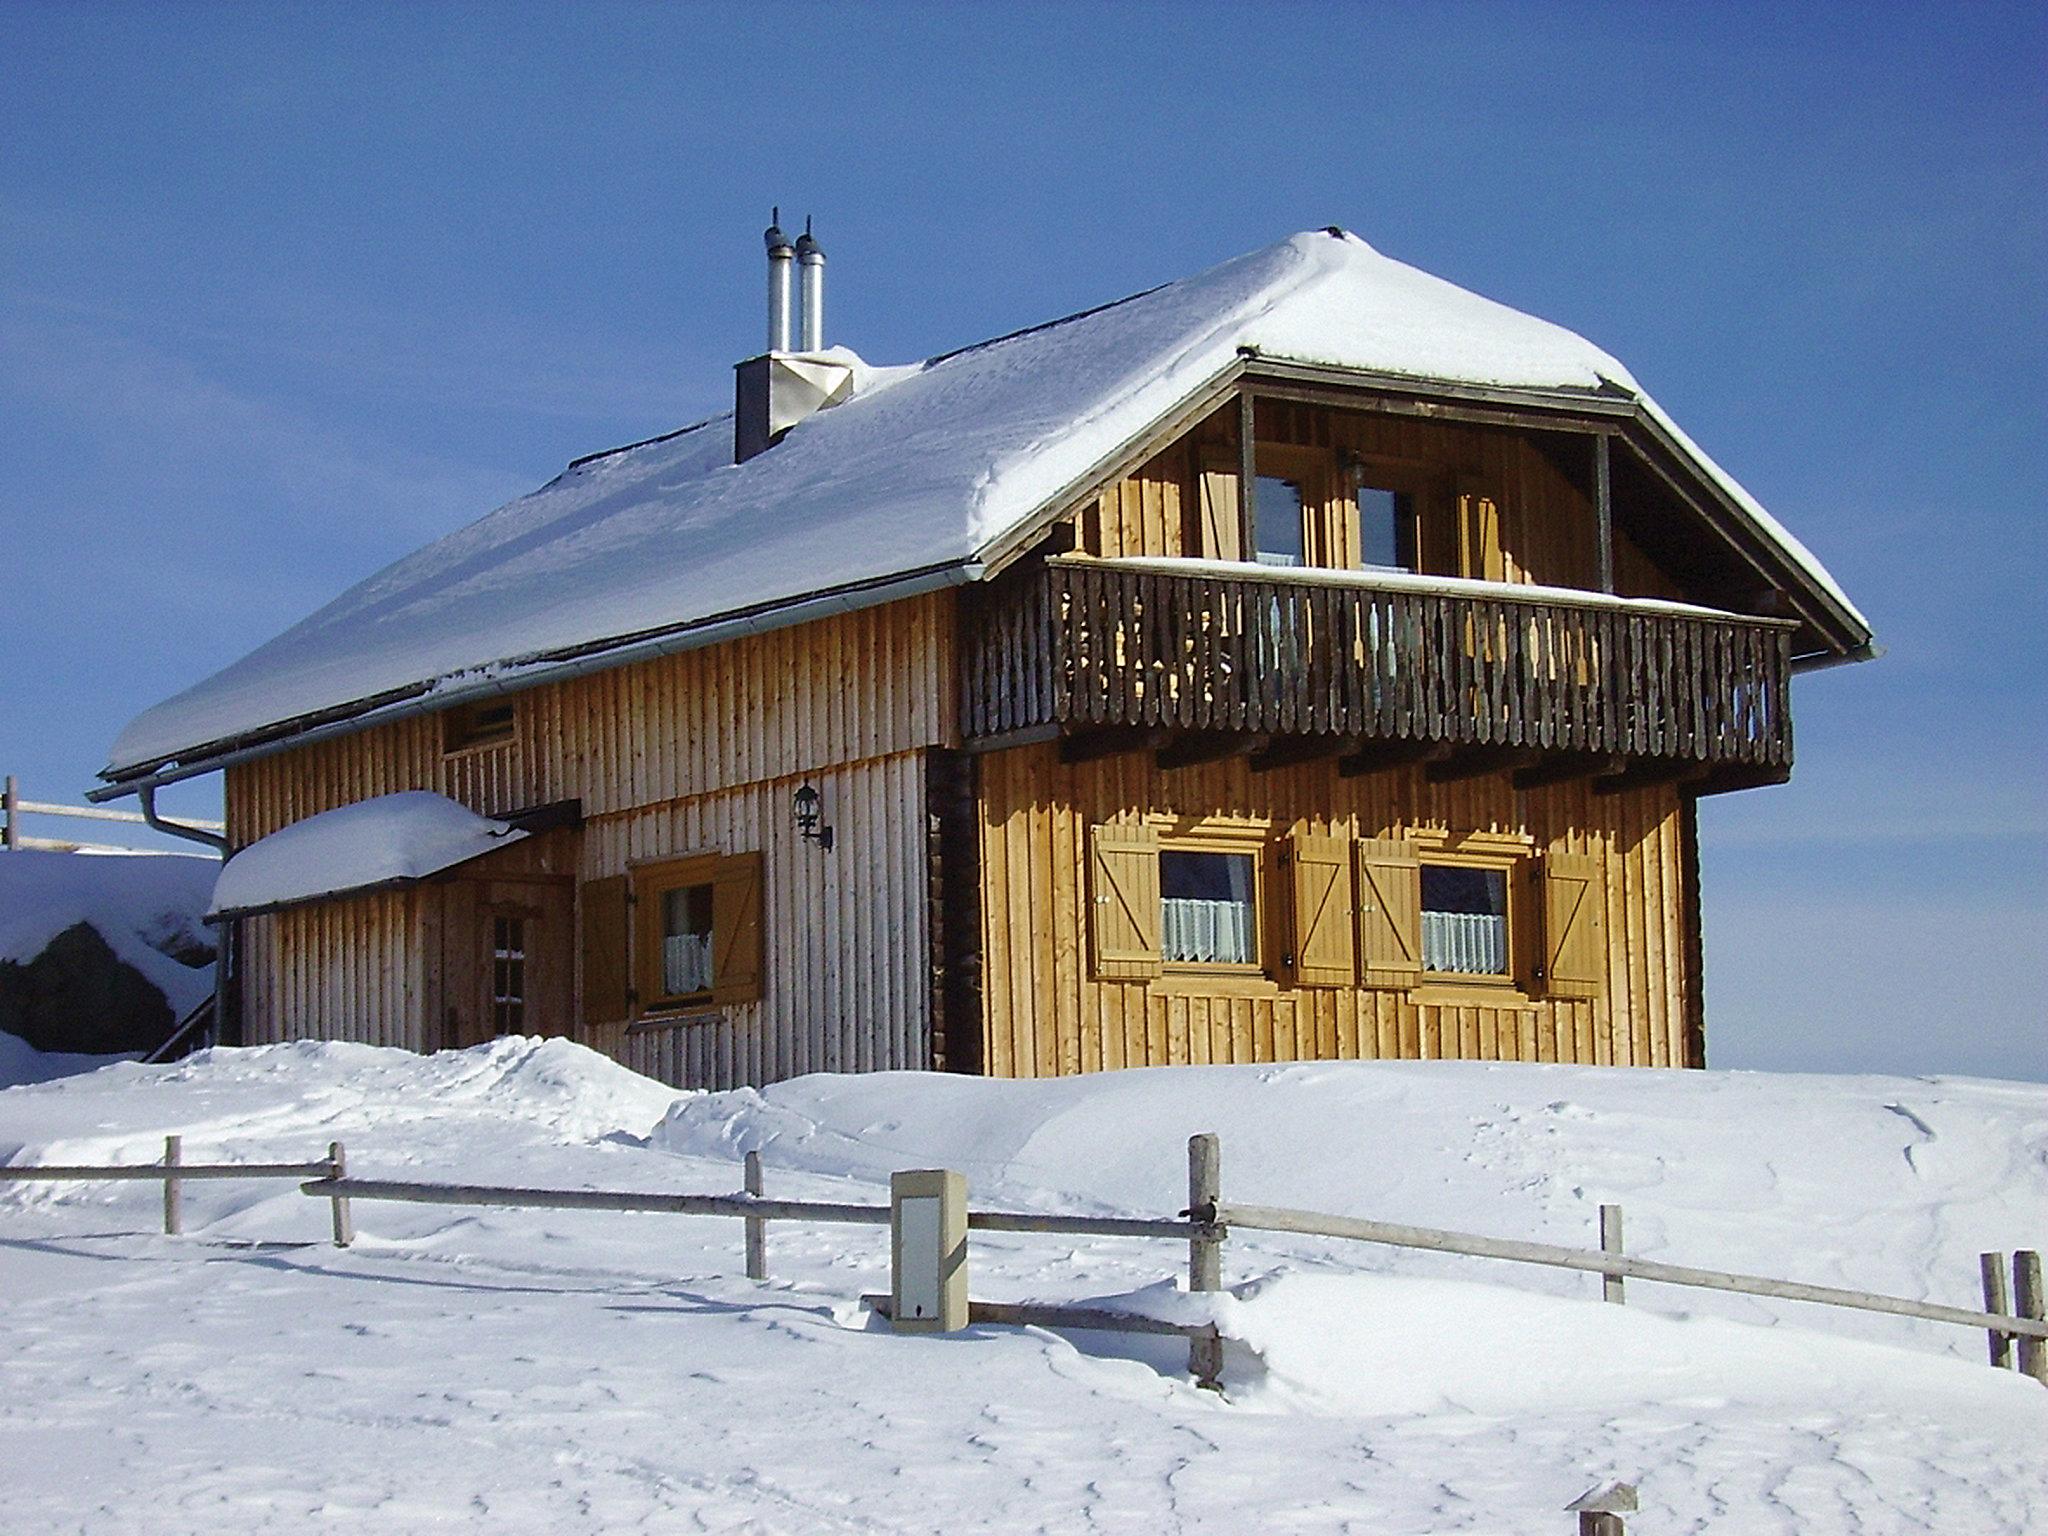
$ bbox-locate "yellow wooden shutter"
[1090,822,1161,981]
[1355,836,1421,990]
[1289,829,1355,987]
[1198,464,1242,563]
[580,874,631,1026]
[711,851,766,1006]
[1540,851,1605,1000]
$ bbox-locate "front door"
[438,874,573,1050]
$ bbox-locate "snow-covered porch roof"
[207,792,529,921]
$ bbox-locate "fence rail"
[4,1132,2042,1388]
[2,773,224,853]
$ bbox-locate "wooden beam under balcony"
[1512,753,1628,791]
[1687,761,1794,799]
[1157,732,1269,771]
[1248,734,1365,773]
[1336,739,1451,778]
[1426,746,1544,785]
[1060,726,1170,765]
[1593,758,1714,796]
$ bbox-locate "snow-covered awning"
[208,791,528,920]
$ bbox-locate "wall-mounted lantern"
[792,782,835,851]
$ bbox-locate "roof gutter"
[1790,641,1884,676]
[93,557,983,803]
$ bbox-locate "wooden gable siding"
[227,594,952,1089]
[1072,400,1681,601]
[974,738,1695,1077]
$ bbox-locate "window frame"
[441,698,518,756]
[1411,833,1534,1001]
[631,851,722,1017]
[1154,821,1272,980]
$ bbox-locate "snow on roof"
[208,791,526,918]
[106,229,1865,779]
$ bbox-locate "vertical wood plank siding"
[227,594,954,1088]
[975,739,1697,1076]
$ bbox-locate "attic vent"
[735,212,852,464]
[442,698,516,755]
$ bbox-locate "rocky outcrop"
[0,921,186,1055]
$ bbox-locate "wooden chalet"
[96,226,1874,1087]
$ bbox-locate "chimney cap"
[794,214,823,261]
[765,206,793,256]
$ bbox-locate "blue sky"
[2,3,2041,1078]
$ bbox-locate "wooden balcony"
[962,558,1796,792]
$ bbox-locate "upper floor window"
[1420,862,1511,978]
[443,698,516,755]
[1357,485,1417,571]
[1253,474,1307,568]
[1159,847,1259,967]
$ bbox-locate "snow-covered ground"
[2,1041,2042,1533]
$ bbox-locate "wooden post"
[162,1134,183,1237]
[743,1149,767,1282]
[1187,1132,1223,1391]
[1600,1203,1624,1304]
[328,1141,354,1248]
[1568,1481,1636,1534]
[1593,433,1615,596]
[2016,1250,2046,1385]
[1237,391,1258,557]
[1981,1252,2013,1368]
[2,775,17,851]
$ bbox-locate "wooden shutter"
[711,851,765,1005]
[1539,852,1605,1000]
[1355,836,1421,990]
[1289,829,1355,987]
[580,874,631,1026]
[1198,463,1242,563]
[1090,823,1161,981]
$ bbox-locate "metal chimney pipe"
[795,217,825,352]
[765,208,795,354]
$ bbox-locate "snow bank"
[106,229,1862,777]
[209,790,526,917]
[2,1044,2043,1533]
[0,1029,133,1088]
[0,847,215,1017]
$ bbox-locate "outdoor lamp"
[792,782,834,851]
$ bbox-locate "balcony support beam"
[1512,752,1628,791]
[1248,734,1364,774]
[1157,732,1269,772]
[1594,759,1713,797]
[1336,739,1452,779]
[1058,726,1171,765]
[1686,762,1793,799]
[1426,746,1544,785]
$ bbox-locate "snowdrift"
[3,1041,2043,1533]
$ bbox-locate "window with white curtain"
[1420,863,1510,976]
[660,882,715,998]
[1160,849,1259,966]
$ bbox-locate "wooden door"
[438,875,574,1050]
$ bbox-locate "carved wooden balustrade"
[962,558,1795,788]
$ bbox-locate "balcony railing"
[962,558,1795,776]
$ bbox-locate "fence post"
[2,775,17,850]
[1600,1204,1624,1305]
[1981,1252,2012,1368]
[162,1135,183,1236]
[2015,1250,2046,1385]
[328,1141,354,1248]
[1187,1132,1224,1391]
[744,1149,767,1282]
[1567,1482,1636,1535]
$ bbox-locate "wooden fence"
[4,1132,2043,1393]
[1,774,224,854]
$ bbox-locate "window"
[1357,486,1416,571]
[1252,474,1306,568]
[1160,849,1258,966]
[1420,863,1510,977]
[613,851,765,1020]
[491,915,526,1033]
[443,698,516,754]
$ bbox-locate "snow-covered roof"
[105,229,1866,781]
[208,792,527,918]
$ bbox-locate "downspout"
[141,784,236,1050]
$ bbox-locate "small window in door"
[491,915,527,1033]
[1253,474,1306,567]
[1358,486,1416,571]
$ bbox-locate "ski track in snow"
[1,1039,2043,1534]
